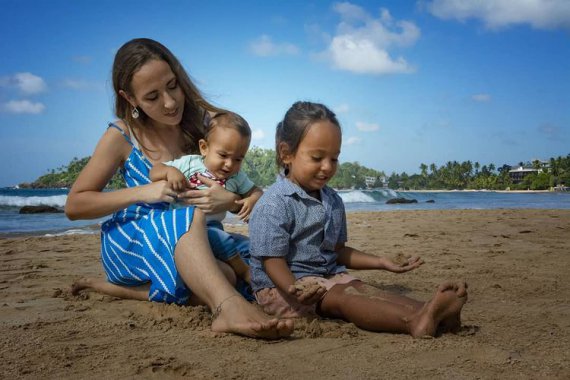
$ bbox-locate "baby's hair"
[205,111,251,141]
[275,101,341,171]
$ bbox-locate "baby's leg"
[226,256,251,284]
[71,278,149,301]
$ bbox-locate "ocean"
[1,187,569,236]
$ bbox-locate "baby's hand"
[166,167,188,192]
[235,197,255,222]
[287,281,326,305]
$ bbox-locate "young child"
[150,111,262,284]
[249,101,468,337]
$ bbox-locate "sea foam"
[0,195,67,208]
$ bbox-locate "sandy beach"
[1,209,569,379]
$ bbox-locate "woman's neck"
[134,123,186,164]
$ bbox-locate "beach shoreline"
[397,189,552,193]
[1,209,569,379]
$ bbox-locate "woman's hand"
[139,180,179,204]
[177,174,239,214]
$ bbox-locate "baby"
[150,111,262,284]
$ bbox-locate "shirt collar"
[277,175,331,203]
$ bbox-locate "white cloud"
[72,55,93,64]
[472,93,491,102]
[424,0,570,30]
[252,129,265,140]
[0,72,47,94]
[61,79,103,91]
[356,121,380,132]
[538,123,564,140]
[249,35,300,57]
[2,100,46,114]
[323,3,419,74]
[344,136,362,145]
[334,103,350,113]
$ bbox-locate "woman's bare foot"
[210,295,294,339]
[409,281,468,338]
[71,277,94,295]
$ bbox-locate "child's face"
[199,126,250,179]
[282,120,341,194]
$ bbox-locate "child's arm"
[235,186,263,222]
[149,163,188,192]
[336,243,424,273]
[263,257,326,305]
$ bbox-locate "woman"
[65,38,293,339]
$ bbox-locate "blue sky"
[1,0,569,187]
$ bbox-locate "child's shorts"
[255,273,358,318]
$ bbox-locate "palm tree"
[429,163,437,175]
[420,163,428,177]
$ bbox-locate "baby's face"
[199,126,250,179]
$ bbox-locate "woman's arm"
[336,243,424,273]
[65,128,178,220]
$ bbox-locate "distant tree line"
[390,155,570,191]
[20,148,569,191]
[227,147,386,189]
[19,156,124,189]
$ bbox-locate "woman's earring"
[131,106,140,119]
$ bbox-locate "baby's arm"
[336,243,423,273]
[235,186,263,222]
[263,257,326,305]
[149,163,188,192]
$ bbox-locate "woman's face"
[128,59,185,127]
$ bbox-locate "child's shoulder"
[323,185,344,203]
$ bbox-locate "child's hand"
[380,255,424,273]
[287,281,326,305]
[165,167,188,192]
[235,197,255,222]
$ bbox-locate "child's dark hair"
[205,111,251,141]
[275,101,341,171]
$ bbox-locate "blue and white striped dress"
[100,123,196,304]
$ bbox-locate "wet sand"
[1,209,569,379]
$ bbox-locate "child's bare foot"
[71,277,94,295]
[210,294,294,339]
[409,281,468,338]
[438,282,468,334]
